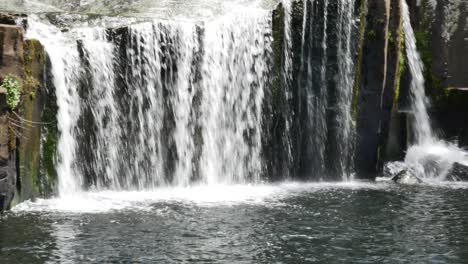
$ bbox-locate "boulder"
[446,162,468,181]
[391,169,423,184]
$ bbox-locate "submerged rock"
[391,169,423,184]
[446,162,468,182]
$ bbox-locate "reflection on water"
[50,220,78,264]
[2,182,468,263]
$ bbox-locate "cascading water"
[25,20,84,195]
[401,0,468,180]
[22,0,360,195]
[402,0,434,144]
[26,7,271,193]
[198,12,269,185]
[298,0,357,179]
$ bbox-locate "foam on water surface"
[12,182,389,213]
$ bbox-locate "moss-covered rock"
[15,39,52,202]
[378,0,406,167]
[354,0,392,179]
[39,56,58,196]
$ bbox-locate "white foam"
[12,181,385,214]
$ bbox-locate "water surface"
[2,182,468,263]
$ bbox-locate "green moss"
[414,28,448,103]
[388,31,394,46]
[24,75,40,90]
[18,38,57,197]
[41,102,58,195]
[394,28,405,105]
[24,39,45,66]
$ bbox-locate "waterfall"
[26,8,270,193]
[334,0,356,179]
[22,0,362,195]
[402,0,468,180]
[402,0,434,144]
[198,12,269,184]
[298,0,357,179]
[25,19,84,195]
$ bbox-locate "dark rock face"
[0,24,24,211]
[379,0,407,166]
[0,115,16,211]
[446,162,468,182]
[18,39,52,199]
[0,14,16,25]
[355,0,390,179]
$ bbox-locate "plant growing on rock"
[1,74,21,109]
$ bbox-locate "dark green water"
[1,181,468,263]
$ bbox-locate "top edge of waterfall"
[0,0,280,23]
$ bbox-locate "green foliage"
[24,75,40,91]
[1,75,21,109]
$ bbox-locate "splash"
[12,182,388,213]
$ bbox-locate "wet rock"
[0,25,24,77]
[0,14,17,25]
[383,161,408,178]
[391,169,423,184]
[18,39,53,199]
[446,162,468,181]
[355,0,392,179]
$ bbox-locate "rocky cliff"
[0,14,55,211]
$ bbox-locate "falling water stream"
[25,6,271,193]
[401,0,468,180]
[18,0,362,194]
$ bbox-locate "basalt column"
[354,0,391,179]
